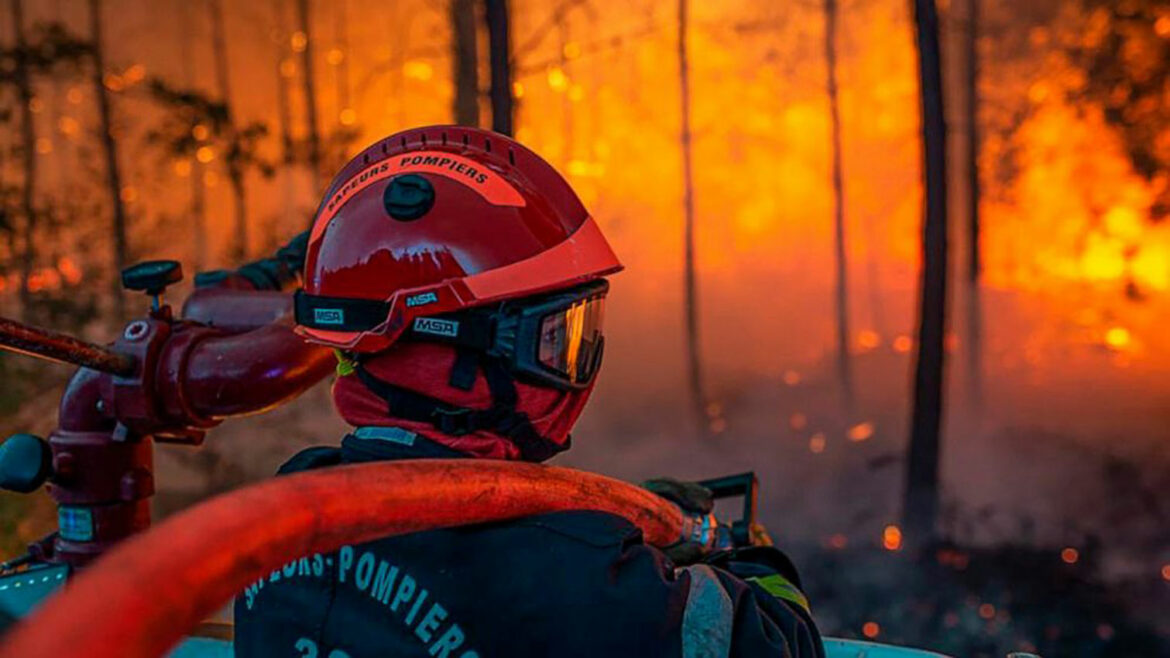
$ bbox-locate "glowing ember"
[808,433,826,454]
[1156,16,1170,37]
[856,330,881,351]
[403,60,434,81]
[978,603,996,620]
[1104,326,1131,351]
[58,116,79,136]
[827,533,847,549]
[57,258,82,285]
[290,31,307,52]
[789,412,807,431]
[782,370,801,386]
[862,621,880,639]
[547,66,569,91]
[196,146,216,163]
[1160,564,1170,581]
[892,335,913,353]
[705,401,723,419]
[848,422,875,442]
[339,108,357,126]
[709,418,727,434]
[882,525,902,551]
[1061,547,1080,564]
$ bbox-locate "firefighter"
[234,126,824,658]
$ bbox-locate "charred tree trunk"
[964,0,983,405]
[678,0,705,429]
[10,0,36,321]
[209,0,249,261]
[88,0,129,320]
[824,0,853,406]
[178,0,207,271]
[483,0,513,136]
[904,0,949,544]
[296,0,323,193]
[451,0,480,126]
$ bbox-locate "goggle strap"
[294,290,391,331]
[448,347,480,391]
[405,312,495,351]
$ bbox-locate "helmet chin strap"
[351,351,568,463]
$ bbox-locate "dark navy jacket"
[234,429,823,658]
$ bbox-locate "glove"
[642,477,714,566]
[706,545,811,614]
[195,230,309,291]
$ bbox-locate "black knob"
[383,174,435,221]
[0,434,52,493]
[121,260,183,296]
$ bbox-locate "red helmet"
[296,125,622,354]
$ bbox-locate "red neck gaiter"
[332,342,593,460]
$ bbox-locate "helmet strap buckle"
[432,407,475,436]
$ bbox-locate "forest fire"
[0,0,1165,656]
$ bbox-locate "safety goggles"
[296,280,608,390]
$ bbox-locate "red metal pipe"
[180,287,295,333]
[178,321,334,419]
[51,305,331,565]
[0,460,683,658]
[0,316,135,375]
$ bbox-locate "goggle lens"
[538,296,605,384]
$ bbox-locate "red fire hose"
[0,459,685,658]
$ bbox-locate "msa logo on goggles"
[313,308,345,325]
[413,317,459,338]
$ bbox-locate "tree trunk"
[11,0,36,321]
[88,0,129,321]
[483,0,513,136]
[964,0,983,406]
[333,0,352,127]
[272,0,296,228]
[178,0,207,271]
[824,0,853,407]
[209,0,248,261]
[48,0,68,196]
[557,9,573,167]
[904,0,949,544]
[450,0,480,126]
[296,0,323,194]
[677,0,705,429]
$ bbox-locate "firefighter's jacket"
[234,430,825,658]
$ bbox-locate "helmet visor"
[537,295,605,385]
